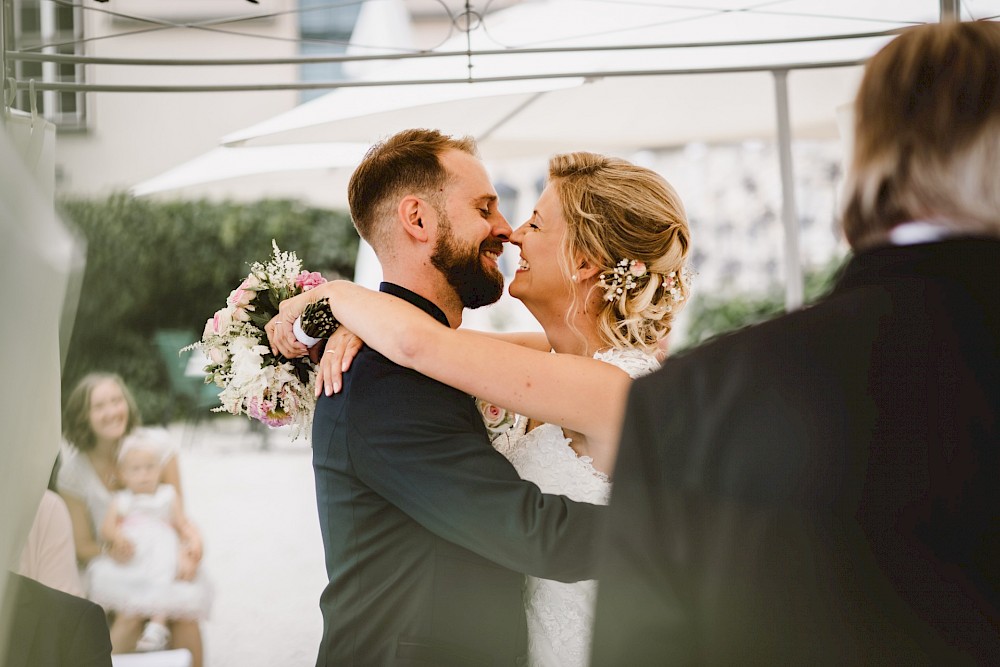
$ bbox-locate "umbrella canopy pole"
[1,0,10,118]
[773,69,803,311]
[940,0,961,21]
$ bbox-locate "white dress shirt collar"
[888,220,954,246]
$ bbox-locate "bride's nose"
[509,223,527,246]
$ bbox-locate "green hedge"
[59,195,358,424]
[681,254,849,349]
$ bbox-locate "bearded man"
[289,129,604,666]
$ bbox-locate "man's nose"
[492,212,512,242]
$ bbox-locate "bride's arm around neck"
[308,280,634,449]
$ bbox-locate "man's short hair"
[347,129,478,251]
[842,21,1000,249]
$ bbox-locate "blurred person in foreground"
[592,20,1000,665]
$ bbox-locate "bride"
[271,151,691,666]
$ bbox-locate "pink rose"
[248,397,292,428]
[227,277,258,308]
[476,398,514,434]
[295,271,327,291]
[630,261,647,277]
[233,307,250,322]
[208,347,226,365]
[212,308,233,335]
[202,318,215,340]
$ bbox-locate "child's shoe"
[136,621,170,652]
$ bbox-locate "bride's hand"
[266,298,310,358]
[315,326,364,396]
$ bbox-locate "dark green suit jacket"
[312,283,604,666]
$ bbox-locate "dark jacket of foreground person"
[3,572,112,667]
[592,238,1000,665]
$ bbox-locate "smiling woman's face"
[509,182,572,310]
[87,378,130,445]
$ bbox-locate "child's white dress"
[87,484,211,619]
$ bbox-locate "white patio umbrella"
[129,142,368,197]
[220,0,941,152]
[220,0,955,307]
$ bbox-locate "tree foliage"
[59,195,358,424]
[681,254,848,349]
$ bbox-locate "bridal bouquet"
[190,241,328,435]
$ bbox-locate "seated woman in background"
[58,372,206,666]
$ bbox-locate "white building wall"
[55,1,300,198]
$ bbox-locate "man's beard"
[430,212,505,310]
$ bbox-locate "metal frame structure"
[0,0,966,309]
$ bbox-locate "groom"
[304,129,603,666]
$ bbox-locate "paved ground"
[174,418,326,667]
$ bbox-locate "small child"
[87,429,211,653]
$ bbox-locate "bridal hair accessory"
[187,240,327,436]
[598,259,649,302]
[662,268,693,312]
[598,259,692,310]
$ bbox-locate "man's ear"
[397,195,430,243]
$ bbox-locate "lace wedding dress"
[491,348,660,667]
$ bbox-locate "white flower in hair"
[599,259,692,308]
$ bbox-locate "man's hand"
[315,327,364,396]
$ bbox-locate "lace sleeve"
[593,348,661,379]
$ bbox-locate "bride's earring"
[571,274,579,282]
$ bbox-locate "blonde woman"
[270,152,691,666]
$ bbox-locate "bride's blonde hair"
[548,152,691,352]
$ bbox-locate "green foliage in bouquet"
[58,194,359,424]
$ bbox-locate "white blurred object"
[353,239,382,289]
[219,0,908,153]
[343,0,416,80]
[112,649,193,667]
[0,110,84,660]
[4,110,56,199]
[835,100,855,210]
[130,143,368,197]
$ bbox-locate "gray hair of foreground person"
[841,20,1000,250]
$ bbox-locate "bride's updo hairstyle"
[549,152,691,352]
